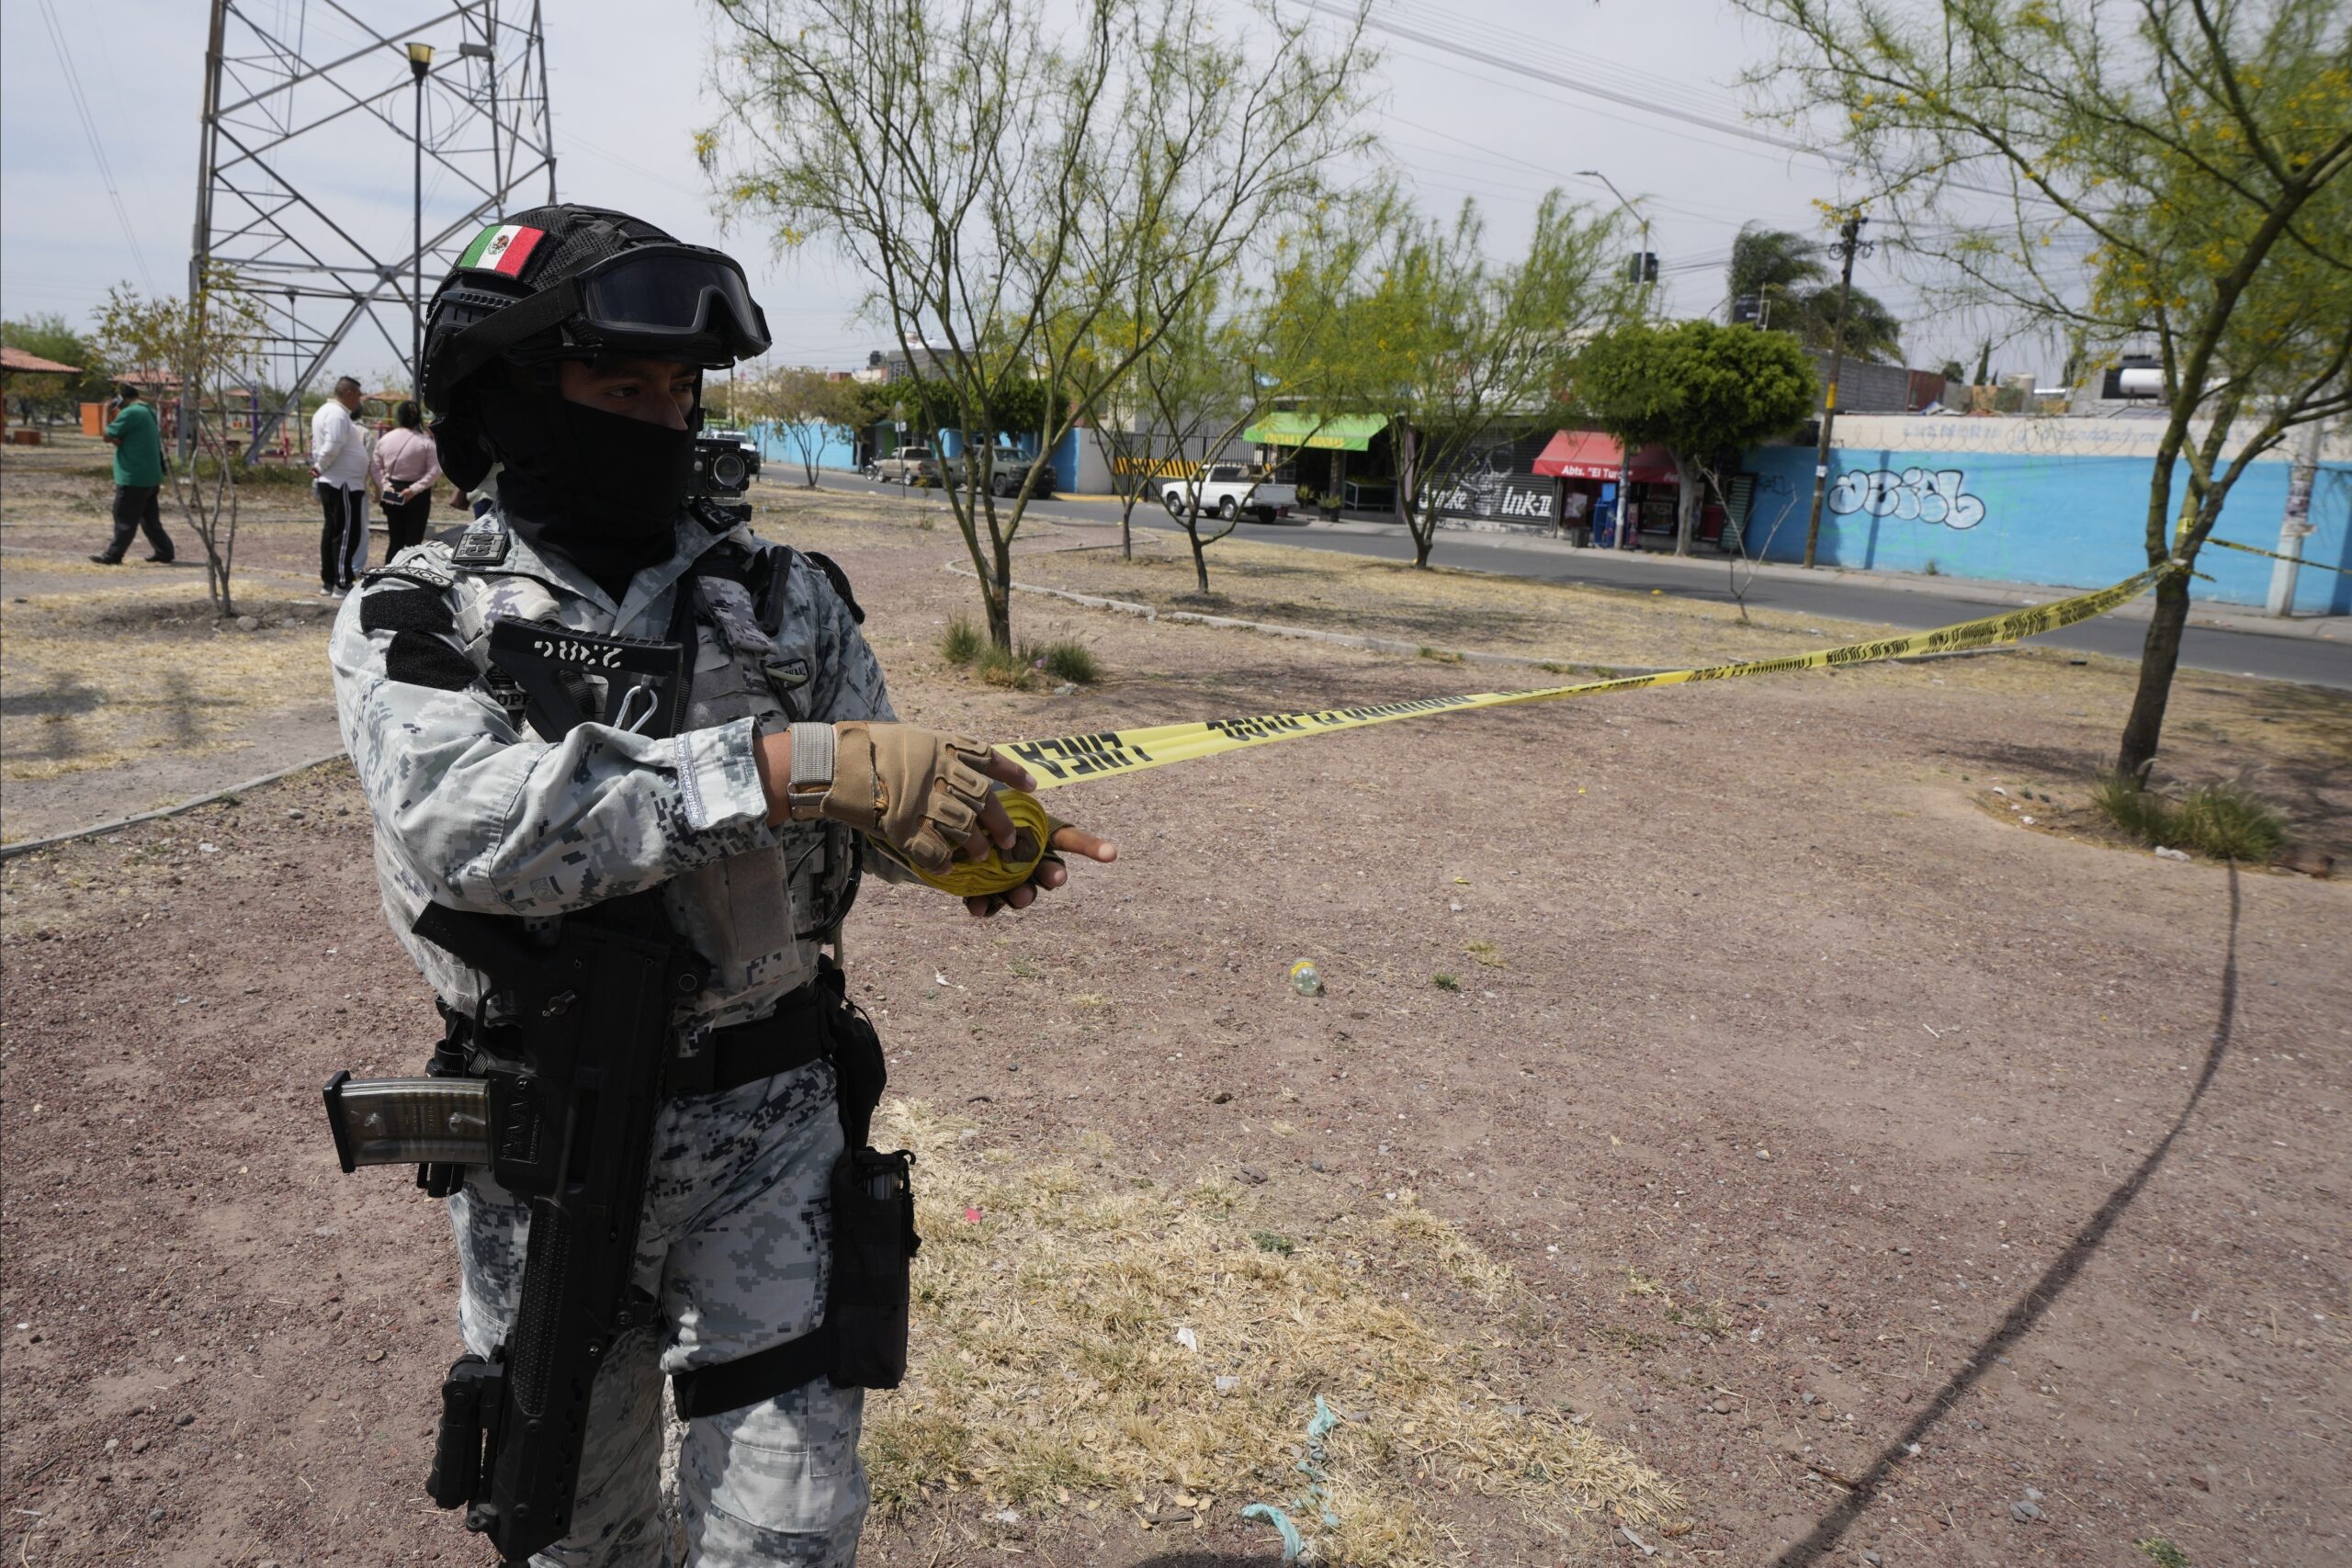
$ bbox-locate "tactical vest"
[406,513,861,1029]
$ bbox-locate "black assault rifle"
[322,891,707,1564]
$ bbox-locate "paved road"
[802,474,2352,690]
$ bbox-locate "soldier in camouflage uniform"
[329,205,1112,1566]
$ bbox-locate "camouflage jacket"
[329,503,896,1034]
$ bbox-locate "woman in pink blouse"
[370,400,442,559]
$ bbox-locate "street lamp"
[1577,170,1653,283]
[1578,170,1653,552]
[407,41,435,395]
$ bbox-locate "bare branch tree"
[705,0,1372,647]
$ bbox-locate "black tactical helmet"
[420,204,771,410]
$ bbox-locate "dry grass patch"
[1012,535,1898,670]
[1,581,334,779]
[868,1102,1684,1563]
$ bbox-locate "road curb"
[945,564,2018,677]
[0,750,349,862]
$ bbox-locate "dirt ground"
[3,471,2348,1567]
[0,437,419,842]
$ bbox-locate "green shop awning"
[1241,412,1387,451]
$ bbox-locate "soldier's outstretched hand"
[963,821,1117,919]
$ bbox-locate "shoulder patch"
[806,549,864,624]
[361,556,456,592]
[449,514,511,569]
[359,587,457,637]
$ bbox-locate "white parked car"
[1159,463,1297,524]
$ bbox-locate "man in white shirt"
[311,376,377,594]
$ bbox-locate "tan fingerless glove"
[795,720,997,875]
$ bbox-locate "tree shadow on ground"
[2,670,102,761]
[1770,865,2244,1566]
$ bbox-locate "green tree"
[1087,197,1376,578]
[2,313,109,421]
[1341,192,1632,568]
[1571,320,1820,555]
[1106,284,1261,590]
[836,378,899,464]
[905,374,1051,455]
[1739,0,2352,776]
[1726,224,1905,362]
[744,367,866,486]
[93,267,268,615]
[704,0,1371,648]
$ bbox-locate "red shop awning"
[1532,429,1678,484]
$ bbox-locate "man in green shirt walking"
[93,384,176,565]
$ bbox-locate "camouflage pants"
[449,1058,868,1567]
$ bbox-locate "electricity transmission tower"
[192,1,557,456]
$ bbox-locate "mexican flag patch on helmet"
[458,223,545,277]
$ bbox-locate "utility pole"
[408,43,435,391]
[1578,170,1654,551]
[1801,212,1871,569]
[2267,417,2326,615]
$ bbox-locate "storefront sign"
[1430,475,1559,523]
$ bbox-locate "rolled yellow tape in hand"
[876,787,1054,898]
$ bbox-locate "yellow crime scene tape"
[909,564,2175,897]
[2208,536,2352,576]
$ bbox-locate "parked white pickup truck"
[1159,462,1297,524]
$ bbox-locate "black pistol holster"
[669,959,920,1418]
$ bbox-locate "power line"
[1381,0,1769,131]
[1327,1,1818,157]
[34,0,156,294]
[1327,0,2047,209]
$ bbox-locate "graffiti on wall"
[1430,434,1559,523]
[1826,466,1987,529]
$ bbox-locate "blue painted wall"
[936,429,1047,458]
[753,419,861,473]
[1740,444,2352,614]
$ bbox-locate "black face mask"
[477,389,696,596]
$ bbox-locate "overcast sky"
[2,0,2007,390]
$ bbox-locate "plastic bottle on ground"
[1289,959,1323,998]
